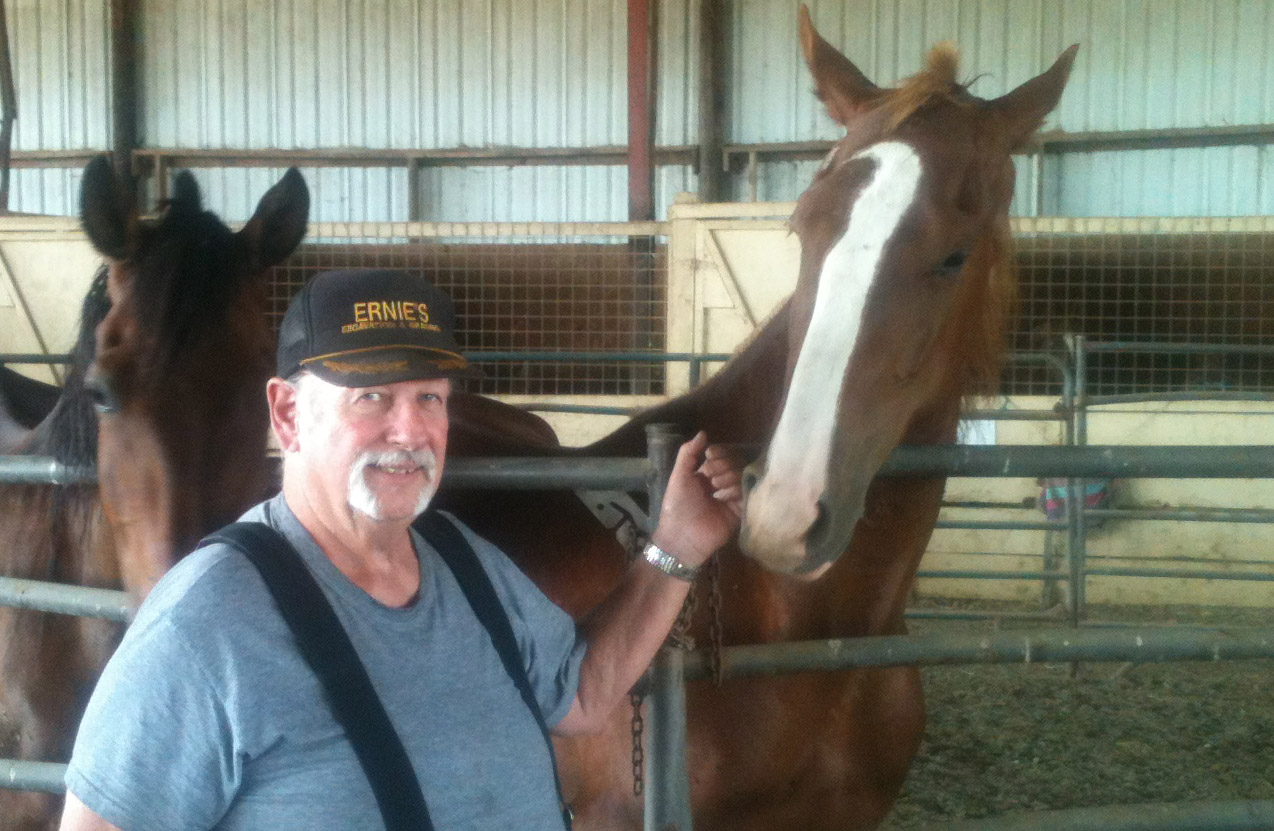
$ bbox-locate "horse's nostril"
[807,498,831,548]
[742,467,760,495]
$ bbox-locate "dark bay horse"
[442,12,1077,830]
[0,157,308,830]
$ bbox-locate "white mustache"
[355,448,437,477]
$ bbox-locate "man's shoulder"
[132,514,280,636]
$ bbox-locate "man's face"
[290,374,451,524]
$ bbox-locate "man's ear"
[266,377,303,453]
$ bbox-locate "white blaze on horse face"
[749,141,923,557]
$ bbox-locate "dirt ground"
[880,601,1274,828]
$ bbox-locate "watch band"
[641,541,700,582]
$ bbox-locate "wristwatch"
[641,541,700,582]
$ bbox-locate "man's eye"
[358,392,383,403]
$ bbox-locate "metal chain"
[708,555,724,686]
[625,524,649,798]
[668,577,698,650]
[629,691,645,797]
[624,522,718,795]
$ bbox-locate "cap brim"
[301,347,482,387]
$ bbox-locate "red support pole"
[627,0,654,221]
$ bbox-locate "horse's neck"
[589,303,792,455]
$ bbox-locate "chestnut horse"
[441,13,1076,830]
[0,157,308,830]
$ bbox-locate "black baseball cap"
[277,269,480,386]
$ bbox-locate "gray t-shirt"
[65,494,586,831]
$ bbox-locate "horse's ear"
[238,167,309,270]
[986,45,1079,150]
[798,5,880,127]
[170,170,203,213]
[80,155,135,260]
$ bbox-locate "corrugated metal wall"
[5,0,1272,220]
[7,0,109,215]
[134,0,695,222]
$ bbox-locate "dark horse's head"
[79,157,308,597]
[739,9,1076,577]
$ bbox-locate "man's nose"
[385,401,432,444]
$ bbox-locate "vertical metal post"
[645,648,692,831]
[0,0,17,212]
[643,423,693,831]
[109,0,139,198]
[1043,353,1077,610]
[1063,335,1089,680]
[626,0,659,395]
[407,157,422,222]
[627,0,655,224]
[696,0,724,203]
[1071,335,1088,623]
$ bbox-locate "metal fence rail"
[7,625,1270,799]
[6,445,1274,625]
[0,577,130,622]
[2,760,64,795]
[10,445,1274,488]
[676,626,1274,682]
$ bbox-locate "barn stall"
[2,1,1274,829]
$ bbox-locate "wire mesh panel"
[1006,218,1274,397]
[267,223,668,396]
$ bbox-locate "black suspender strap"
[204,513,573,831]
[413,511,572,830]
[204,522,434,831]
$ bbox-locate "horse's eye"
[935,251,968,276]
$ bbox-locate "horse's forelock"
[131,210,247,372]
[878,42,972,133]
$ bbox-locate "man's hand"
[556,431,744,735]
[649,431,743,567]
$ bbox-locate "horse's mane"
[30,267,110,468]
[877,43,975,133]
[133,198,245,373]
[958,217,1017,404]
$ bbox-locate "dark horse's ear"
[986,45,1079,151]
[80,155,135,260]
[169,169,204,214]
[798,4,881,126]
[238,168,309,270]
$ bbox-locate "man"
[59,269,741,831]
